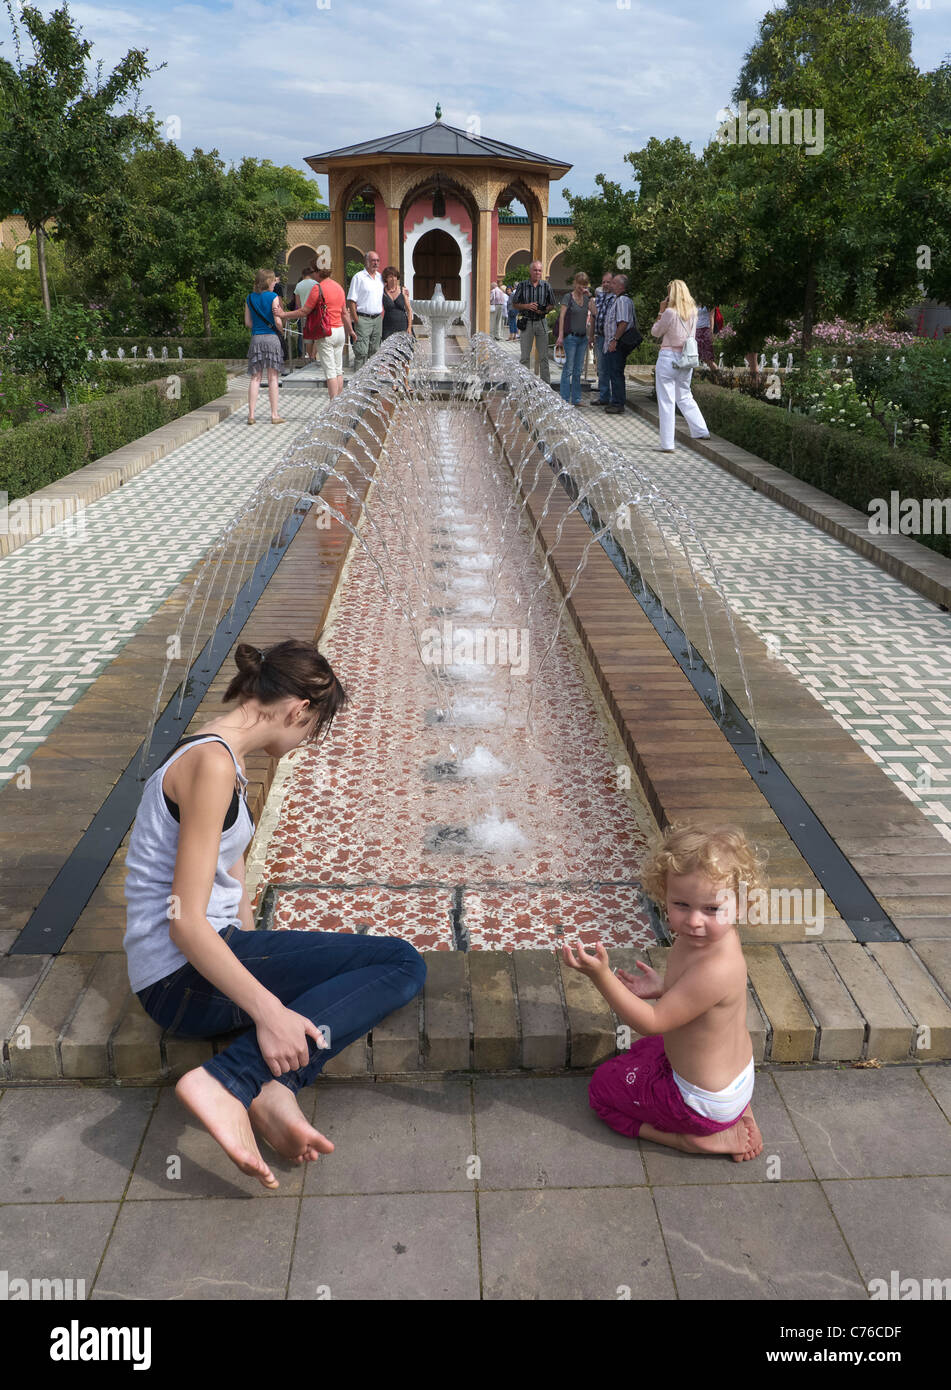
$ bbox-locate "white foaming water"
[454,554,493,571]
[458,745,507,778]
[444,661,493,683]
[469,811,529,855]
[453,536,482,551]
[452,597,495,617]
[446,698,504,727]
[438,508,467,523]
[451,574,489,592]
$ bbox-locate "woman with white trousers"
[651,279,711,452]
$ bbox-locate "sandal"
[270,416,286,424]
[247,417,256,425]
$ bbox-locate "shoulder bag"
[672,312,699,370]
[305,284,332,340]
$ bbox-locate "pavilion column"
[475,208,493,335]
[329,203,346,283]
[387,206,401,274]
[531,212,547,275]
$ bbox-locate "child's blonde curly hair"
[641,822,768,909]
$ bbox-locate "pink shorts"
[589,1034,747,1138]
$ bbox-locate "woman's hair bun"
[235,642,263,673]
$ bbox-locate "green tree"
[0,2,159,315]
[77,144,318,337]
[733,0,913,100]
[558,175,638,284]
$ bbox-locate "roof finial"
[435,102,442,120]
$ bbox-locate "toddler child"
[563,824,764,1161]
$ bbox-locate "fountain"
[137,332,766,953]
[411,282,467,379]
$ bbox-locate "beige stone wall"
[497,223,576,285]
[285,218,374,261]
[0,215,33,249]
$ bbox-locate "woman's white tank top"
[123,734,254,993]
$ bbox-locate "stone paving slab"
[772,1067,951,1179]
[654,1182,867,1299]
[3,1066,946,1300]
[821,1177,951,1299]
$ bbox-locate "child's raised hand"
[561,940,610,978]
[617,961,662,998]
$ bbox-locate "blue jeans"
[559,333,586,403]
[594,332,609,402]
[136,925,427,1108]
[508,309,518,336]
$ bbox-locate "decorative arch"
[546,250,577,295]
[505,249,532,278]
[399,174,480,329]
[404,216,472,329]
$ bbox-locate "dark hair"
[224,640,348,743]
[382,266,400,282]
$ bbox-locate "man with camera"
[511,260,555,384]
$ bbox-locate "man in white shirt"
[347,250,385,367]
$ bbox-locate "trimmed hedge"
[99,335,249,359]
[692,382,951,559]
[0,361,228,501]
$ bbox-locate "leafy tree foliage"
[0,2,158,314]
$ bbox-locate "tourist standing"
[511,260,555,383]
[556,272,593,407]
[381,266,412,341]
[489,281,508,340]
[124,638,427,1189]
[347,250,384,367]
[602,273,638,414]
[507,284,519,340]
[244,268,304,424]
[593,271,616,406]
[295,262,319,362]
[298,268,354,400]
[695,304,715,368]
[651,279,711,451]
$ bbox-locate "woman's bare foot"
[248,1081,335,1165]
[176,1068,279,1189]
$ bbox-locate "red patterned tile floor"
[257,400,657,952]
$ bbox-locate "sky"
[2,0,950,214]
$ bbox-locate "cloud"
[4,0,950,216]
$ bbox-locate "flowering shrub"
[764,318,915,352]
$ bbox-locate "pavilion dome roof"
[305,120,570,177]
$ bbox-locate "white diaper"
[672,1056,755,1123]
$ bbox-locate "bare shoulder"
[162,739,237,803]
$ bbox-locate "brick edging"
[2,940,949,1082]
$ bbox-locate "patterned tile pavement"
[0,369,333,787]
[514,341,951,846]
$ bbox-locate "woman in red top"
[299,270,355,400]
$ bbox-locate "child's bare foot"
[176,1068,279,1189]
[686,1106,762,1161]
[248,1081,335,1164]
[639,1107,763,1161]
[732,1107,763,1162]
